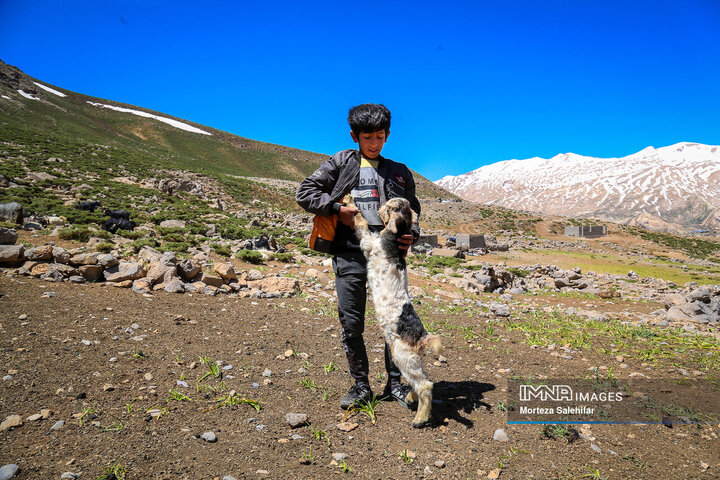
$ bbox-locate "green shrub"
[158,226,190,236]
[272,252,295,263]
[58,226,111,242]
[117,229,146,240]
[94,242,115,253]
[236,249,264,264]
[278,235,306,246]
[210,243,232,257]
[128,238,159,253]
[298,247,331,257]
[162,233,188,243]
[159,241,191,253]
[506,267,530,278]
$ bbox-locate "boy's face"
[351,129,389,159]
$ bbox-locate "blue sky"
[1,1,719,181]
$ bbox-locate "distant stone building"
[565,225,607,238]
[456,234,486,249]
[415,234,438,248]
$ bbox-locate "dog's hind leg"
[393,342,433,428]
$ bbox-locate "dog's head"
[379,197,418,235]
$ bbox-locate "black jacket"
[296,149,421,251]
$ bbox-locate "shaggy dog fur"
[349,196,441,428]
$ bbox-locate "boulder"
[159,220,186,229]
[132,279,152,294]
[52,247,70,264]
[96,253,119,268]
[430,248,463,258]
[0,202,23,224]
[0,245,23,265]
[0,227,18,245]
[26,245,54,261]
[164,277,185,293]
[138,246,163,264]
[214,262,237,280]
[249,277,299,295]
[146,262,177,285]
[200,272,225,288]
[78,265,104,282]
[104,262,146,282]
[177,259,201,281]
[69,252,99,266]
[687,287,712,303]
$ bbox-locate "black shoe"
[339,383,373,410]
[382,383,412,409]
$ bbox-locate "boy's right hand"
[339,205,359,229]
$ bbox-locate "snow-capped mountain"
[436,143,720,230]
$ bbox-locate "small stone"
[51,420,65,431]
[18,314,27,320]
[0,415,23,431]
[0,464,19,480]
[202,431,217,442]
[222,476,238,480]
[424,466,433,475]
[336,422,359,432]
[286,413,308,428]
[493,428,509,442]
[434,460,446,468]
[284,349,294,357]
[144,373,153,381]
[40,409,51,419]
[60,473,80,480]
[103,384,115,391]
[262,369,272,377]
[332,453,349,462]
[255,470,269,476]
[701,461,710,471]
[2,375,11,381]
[488,467,502,479]
[80,339,92,346]
[590,443,602,453]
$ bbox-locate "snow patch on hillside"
[33,82,67,97]
[17,90,39,100]
[86,101,212,136]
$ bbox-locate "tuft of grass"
[167,388,192,403]
[236,249,265,264]
[96,459,127,480]
[322,361,338,374]
[214,392,262,411]
[351,395,381,425]
[398,449,415,464]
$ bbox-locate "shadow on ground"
[431,380,496,428]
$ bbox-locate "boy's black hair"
[348,104,391,135]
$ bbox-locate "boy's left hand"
[398,234,413,258]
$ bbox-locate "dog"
[348,196,441,428]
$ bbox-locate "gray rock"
[159,220,186,229]
[247,269,264,281]
[490,303,511,317]
[0,202,23,223]
[104,262,145,282]
[69,276,86,283]
[493,428,509,442]
[262,369,272,377]
[332,453,349,462]
[0,228,18,245]
[60,473,80,479]
[97,253,119,268]
[0,245,23,265]
[0,464,19,480]
[69,252,99,266]
[2,375,11,381]
[52,246,69,264]
[51,420,65,431]
[590,443,602,453]
[177,259,201,281]
[78,265,104,282]
[164,277,185,293]
[0,414,23,431]
[285,413,308,428]
[202,431,217,442]
[222,477,238,480]
[687,287,712,303]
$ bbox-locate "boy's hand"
[339,205,359,229]
[398,234,413,258]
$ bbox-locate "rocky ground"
[2,225,720,479]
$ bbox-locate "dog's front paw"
[412,419,431,429]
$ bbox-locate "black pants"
[333,252,401,386]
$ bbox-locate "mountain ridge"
[436,142,720,232]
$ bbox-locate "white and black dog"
[349,196,441,428]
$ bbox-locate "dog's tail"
[416,334,442,356]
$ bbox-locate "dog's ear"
[379,204,389,225]
[385,216,399,234]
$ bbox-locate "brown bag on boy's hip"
[309,214,338,253]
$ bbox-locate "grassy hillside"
[0,59,454,206]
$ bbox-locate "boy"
[296,104,421,409]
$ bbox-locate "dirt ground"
[1,274,719,480]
